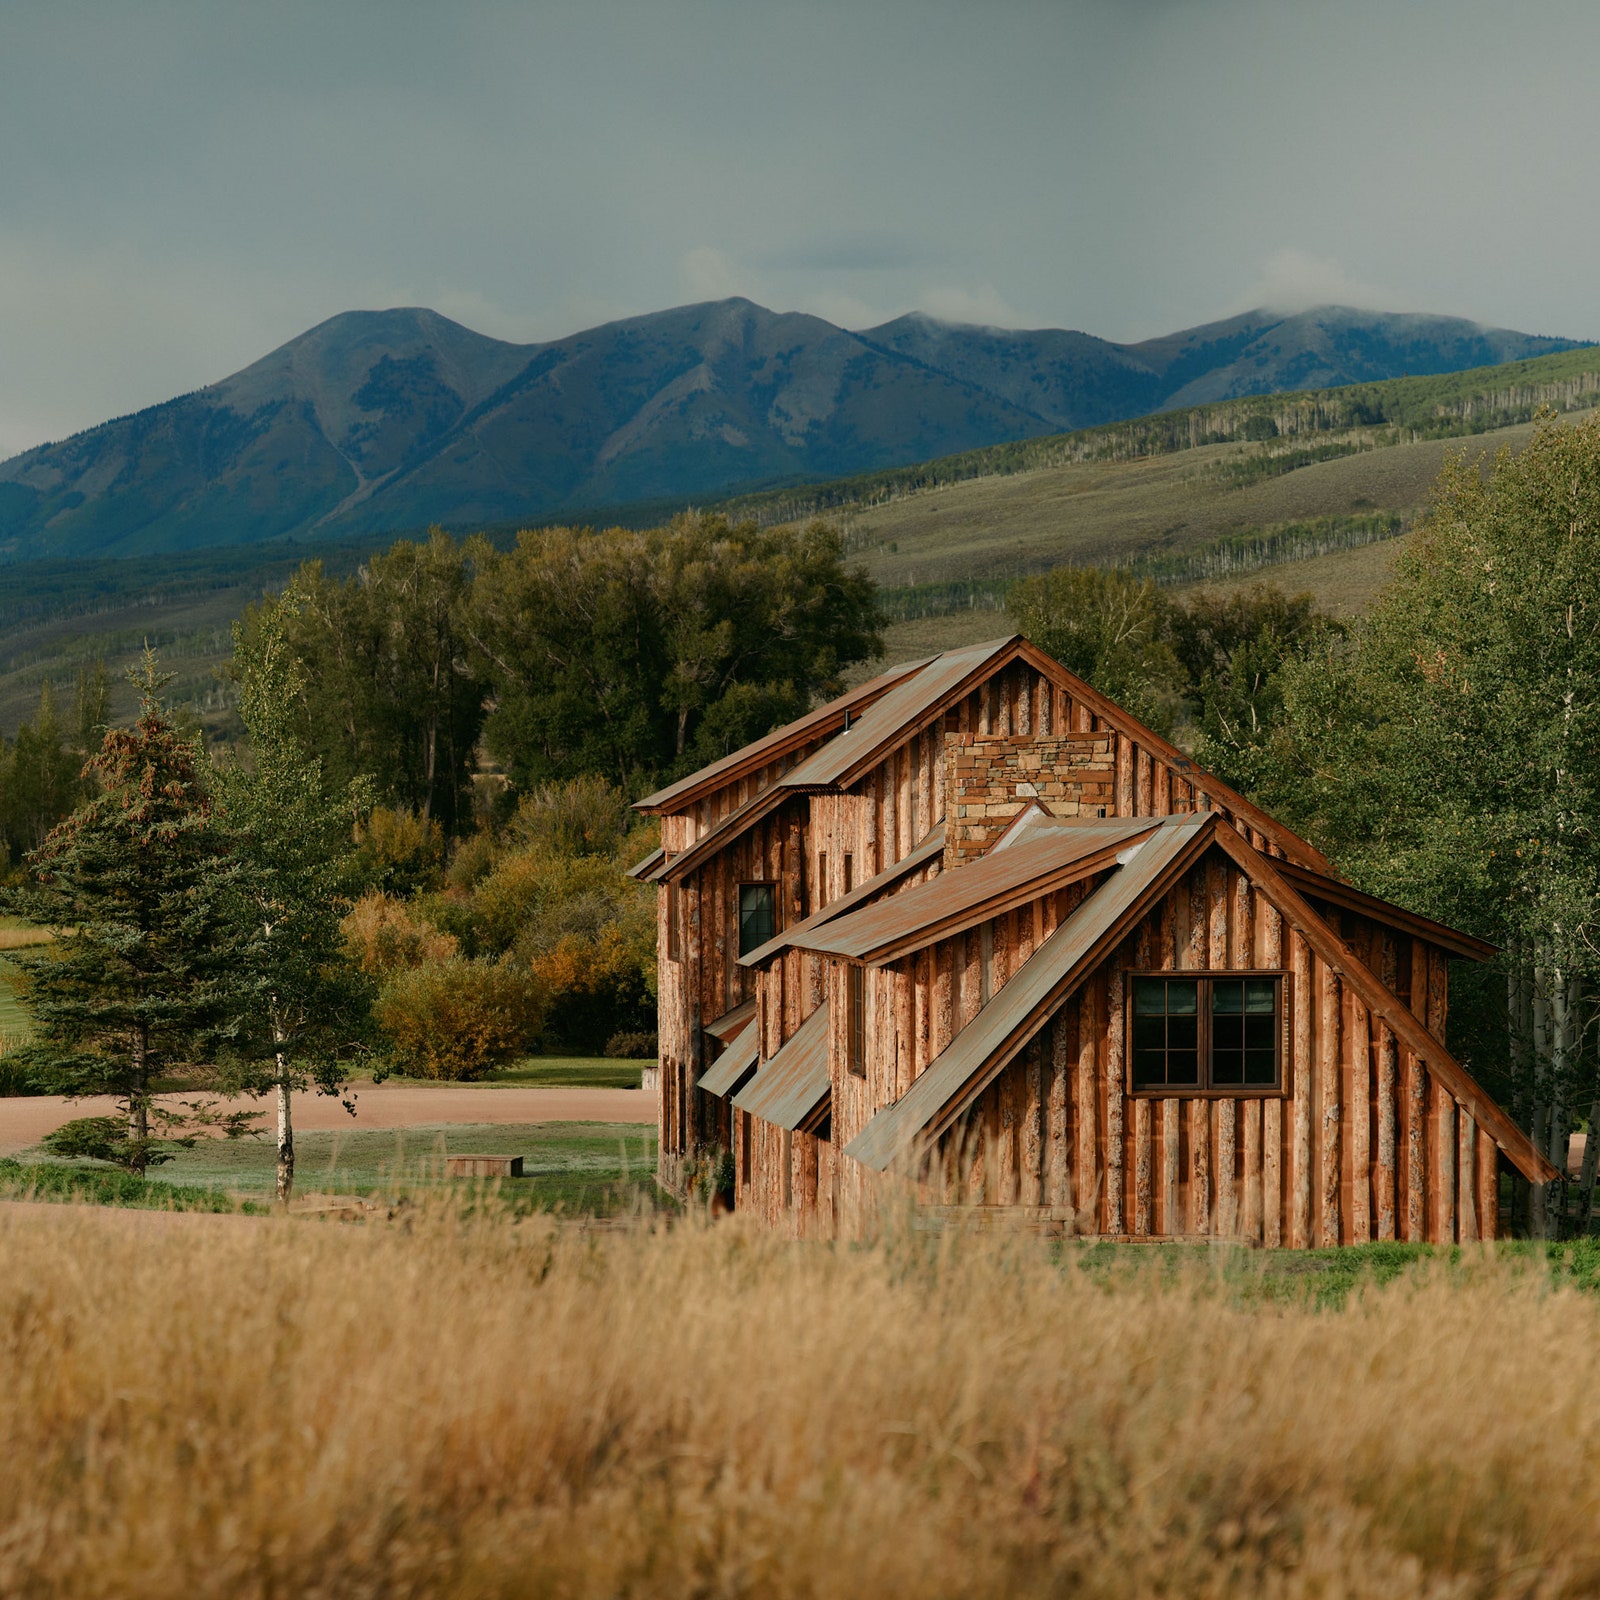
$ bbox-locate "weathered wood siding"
[885,852,1498,1245]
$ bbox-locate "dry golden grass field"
[3,1199,1599,1598]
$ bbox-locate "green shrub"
[341,891,459,976]
[355,806,446,895]
[603,1030,657,1059]
[375,957,545,1080]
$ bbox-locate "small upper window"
[847,964,867,1077]
[738,883,777,956]
[1129,973,1284,1095]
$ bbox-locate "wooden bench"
[445,1154,524,1179]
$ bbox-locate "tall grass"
[2,1203,1599,1596]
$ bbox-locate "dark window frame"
[737,881,779,957]
[1125,970,1292,1098]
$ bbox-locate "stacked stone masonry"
[944,732,1116,867]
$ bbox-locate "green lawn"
[0,918,49,1048]
[14,1120,662,1216]
[484,1054,646,1089]
[0,959,28,1043]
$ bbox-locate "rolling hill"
[0,299,1582,561]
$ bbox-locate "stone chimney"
[944,732,1116,869]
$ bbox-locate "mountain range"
[0,299,1583,560]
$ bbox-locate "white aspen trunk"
[1530,962,1558,1238]
[273,1007,294,1203]
[276,1064,293,1203]
[1551,971,1578,1170]
[1577,1067,1600,1233]
[1507,947,1533,1126]
[129,1023,150,1175]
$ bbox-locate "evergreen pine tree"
[4,656,245,1174]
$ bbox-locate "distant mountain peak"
[0,299,1584,561]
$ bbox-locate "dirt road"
[0,1080,656,1158]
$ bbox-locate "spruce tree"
[4,657,243,1174]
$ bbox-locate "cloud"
[679,247,749,304]
[1236,248,1398,315]
[915,284,1024,329]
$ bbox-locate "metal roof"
[844,816,1211,1171]
[737,822,947,967]
[732,1002,831,1132]
[698,1019,760,1098]
[632,655,935,814]
[704,996,756,1046]
[789,816,1160,964]
[776,637,1021,792]
[625,846,665,881]
[645,782,795,884]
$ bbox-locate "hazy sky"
[2,0,1596,459]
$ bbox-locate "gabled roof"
[633,632,1331,877]
[789,815,1160,965]
[844,818,1556,1184]
[644,781,794,884]
[699,1019,760,1098]
[732,1003,830,1132]
[625,845,665,881]
[738,822,947,967]
[633,655,934,814]
[843,816,1211,1171]
[776,637,1021,791]
[1007,638,1332,873]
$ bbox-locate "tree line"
[235,512,882,833]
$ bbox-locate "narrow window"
[815,851,827,913]
[665,884,679,961]
[738,883,776,956]
[843,852,854,894]
[848,964,867,1077]
[1129,973,1284,1095]
[980,921,994,1005]
[739,1108,751,1184]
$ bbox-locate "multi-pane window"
[738,883,777,957]
[1129,974,1285,1094]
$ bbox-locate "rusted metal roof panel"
[626,846,665,881]
[699,1019,760,1098]
[633,656,935,814]
[705,996,756,1046]
[777,637,1021,792]
[844,817,1211,1171]
[791,816,1160,962]
[738,823,947,967]
[649,782,794,884]
[732,1003,830,1131]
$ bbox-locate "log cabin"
[631,635,1557,1241]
